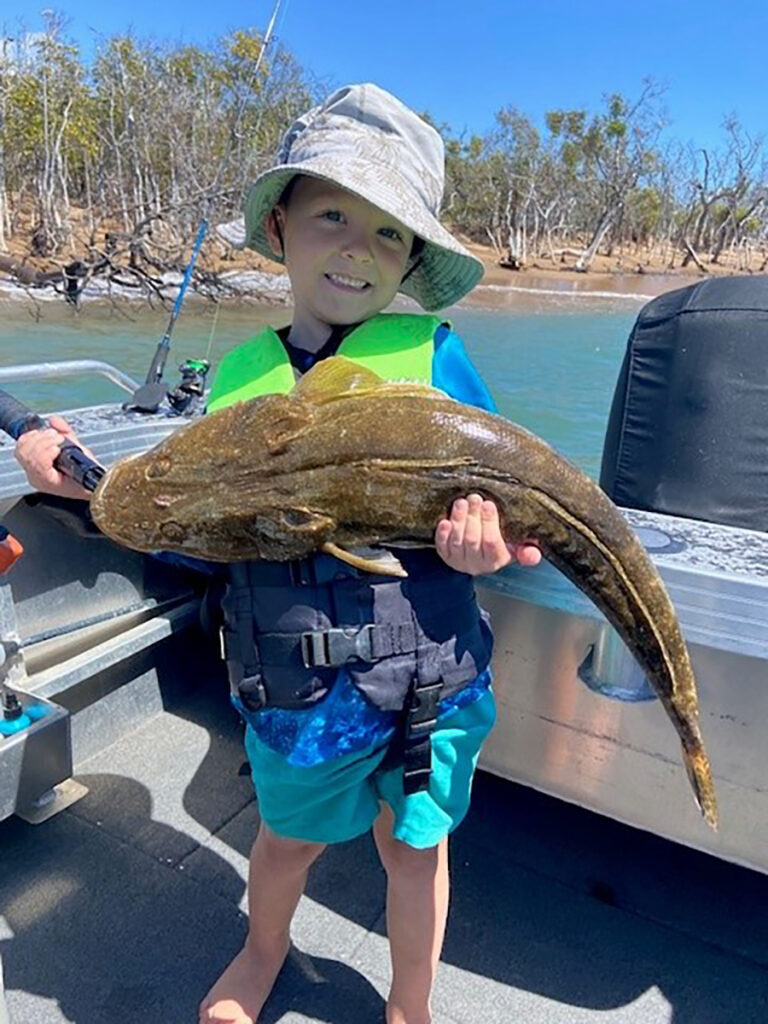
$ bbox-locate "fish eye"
[146,457,172,479]
[160,521,185,542]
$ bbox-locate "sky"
[2,0,765,154]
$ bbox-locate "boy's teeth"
[328,273,368,289]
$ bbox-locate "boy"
[17,84,539,1024]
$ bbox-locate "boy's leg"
[199,821,326,1024]
[370,688,496,1023]
[373,804,449,1024]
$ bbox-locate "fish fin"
[236,398,314,455]
[295,357,441,403]
[684,744,718,831]
[321,541,408,577]
[294,357,383,401]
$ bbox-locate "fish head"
[89,395,332,559]
[89,446,204,554]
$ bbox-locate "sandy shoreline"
[0,237,760,311]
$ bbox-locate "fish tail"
[683,742,718,831]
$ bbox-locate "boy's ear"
[264,207,286,260]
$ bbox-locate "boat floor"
[2,685,768,1024]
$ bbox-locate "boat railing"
[0,361,139,396]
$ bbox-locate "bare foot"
[198,937,290,1023]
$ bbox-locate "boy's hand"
[14,415,93,501]
[435,493,541,575]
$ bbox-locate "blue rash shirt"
[231,323,499,766]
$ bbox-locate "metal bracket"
[15,777,88,824]
[577,625,657,702]
[0,581,25,686]
[1,580,81,823]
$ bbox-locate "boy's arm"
[431,326,498,413]
[431,327,541,575]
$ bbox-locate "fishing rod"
[0,388,104,494]
[127,0,288,416]
[125,218,208,413]
[208,0,286,196]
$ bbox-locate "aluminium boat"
[1,279,767,876]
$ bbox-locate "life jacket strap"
[298,622,418,667]
[402,678,443,795]
[222,620,423,672]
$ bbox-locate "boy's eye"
[379,227,404,242]
[320,210,343,222]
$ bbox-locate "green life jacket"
[206,312,444,412]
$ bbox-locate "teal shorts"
[244,688,496,849]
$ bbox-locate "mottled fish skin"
[90,358,717,828]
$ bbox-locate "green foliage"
[2,30,89,164]
[0,32,764,263]
[546,109,585,138]
[1,21,315,251]
[626,187,662,240]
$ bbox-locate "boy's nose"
[340,231,374,262]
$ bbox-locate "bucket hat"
[218,83,484,310]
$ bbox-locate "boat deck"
[2,685,768,1024]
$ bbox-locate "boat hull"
[479,510,768,873]
[2,404,768,872]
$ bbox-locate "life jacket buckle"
[404,681,442,740]
[402,680,443,795]
[300,624,376,667]
[237,675,268,712]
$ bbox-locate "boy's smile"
[266,176,416,350]
[325,272,371,291]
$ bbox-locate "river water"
[0,288,649,480]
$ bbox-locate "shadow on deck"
[2,680,767,1024]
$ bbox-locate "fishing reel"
[167,358,210,415]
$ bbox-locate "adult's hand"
[14,415,93,501]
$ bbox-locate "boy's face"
[266,177,415,329]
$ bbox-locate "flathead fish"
[90,357,717,828]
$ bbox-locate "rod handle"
[0,389,44,440]
[0,388,105,492]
